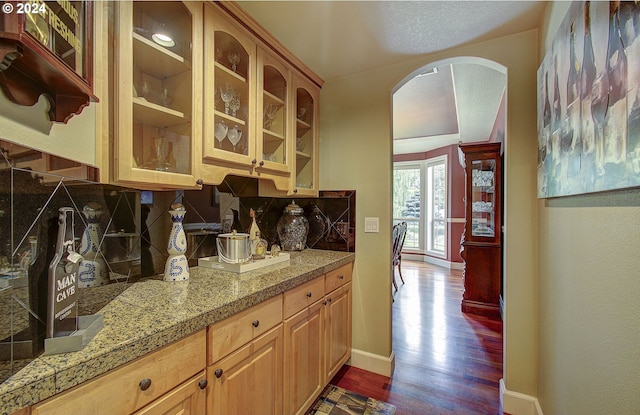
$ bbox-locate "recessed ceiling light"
[152,32,175,48]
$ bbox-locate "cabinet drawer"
[208,295,283,364]
[283,277,324,319]
[325,263,353,294]
[32,330,206,415]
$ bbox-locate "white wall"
[537,3,640,414]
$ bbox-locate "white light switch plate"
[364,217,379,233]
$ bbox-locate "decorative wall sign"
[537,1,640,198]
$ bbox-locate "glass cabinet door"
[470,159,496,238]
[257,48,291,174]
[203,6,255,167]
[116,1,201,188]
[293,77,319,195]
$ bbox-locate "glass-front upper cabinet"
[459,142,502,245]
[115,1,202,188]
[470,159,497,237]
[203,5,255,169]
[292,76,319,196]
[256,47,291,175]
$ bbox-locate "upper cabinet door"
[256,47,292,175]
[203,5,256,168]
[115,1,202,189]
[292,76,320,196]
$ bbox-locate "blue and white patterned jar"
[164,203,189,281]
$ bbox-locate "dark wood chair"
[392,221,408,292]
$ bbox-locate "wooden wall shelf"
[0,2,97,123]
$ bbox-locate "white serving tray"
[198,252,290,273]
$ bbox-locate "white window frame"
[393,155,447,258]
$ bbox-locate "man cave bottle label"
[47,207,82,338]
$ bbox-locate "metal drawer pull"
[139,378,152,391]
[328,297,332,302]
[252,320,260,328]
[306,292,312,298]
[215,369,223,378]
[199,379,208,389]
[338,274,344,279]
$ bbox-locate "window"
[393,156,447,257]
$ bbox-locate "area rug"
[306,384,396,415]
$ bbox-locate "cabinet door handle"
[338,274,344,279]
[322,300,327,306]
[199,379,208,389]
[327,297,332,303]
[139,378,152,391]
[306,292,312,298]
[259,160,264,167]
[196,178,204,186]
[214,369,223,378]
[252,320,260,328]
[293,188,298,194]
[251,159,257,165]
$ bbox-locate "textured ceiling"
[239,1,546,154]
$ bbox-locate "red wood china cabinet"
[458,142,502,318]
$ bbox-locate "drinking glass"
[228,52,240,72]
[220,82,235,115]
[227,125,242,152]
[263,103,278,130]
[214,120,228,147]
[230,96,241,118]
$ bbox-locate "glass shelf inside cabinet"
[131,2,193,174]
[262,65,287,165]
[470,159,496,237]
[295,88,314,189]
[213,31,250,156]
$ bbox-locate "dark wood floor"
[331,260,504,414]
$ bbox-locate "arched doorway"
[389,57,507,411]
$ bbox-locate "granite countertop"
[0,249,354,415]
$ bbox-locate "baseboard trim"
[402,253,464,270]
[500,379,543,415]
[348,348,395,377]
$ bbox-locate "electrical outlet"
[364,217,379,233]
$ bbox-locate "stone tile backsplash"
[0,141,354,384]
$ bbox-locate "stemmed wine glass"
[214,120,228,148]
[227,125,242,152]
[230,96,241,118]
[228,52,240,72]
[263,103,278,130]
[220,82,235,115]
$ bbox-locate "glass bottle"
[252,230,268,260]
[586,0,610,180]
[580,1,597,189]
[565,20,582,184]
[603,0,628,178]
[549,54,562,194]
[247,208,260,241]
[47,207,81,339]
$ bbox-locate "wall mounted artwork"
[537,1,640,198]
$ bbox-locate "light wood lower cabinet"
[133,372,207,415]
[24,263,353,415]
[31,330,206,415]
[283,263,353,415]
[207,325,283,415]
[324,282,352,381]
[283,300,324,415]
